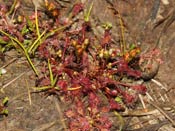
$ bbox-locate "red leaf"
[96,115,112,130]
[131,85,147,94]
[117,58,142,78]
[69,116,90,131]
[57,80,68,91]
[122,92,136,105]
[88,92,100,114]
[2,36,10,42]
[102,30,112,47]
[89,92,100,105]
[76,100,85,116]
[72,3,84,16]
[65,109,76,118]
[127,69,142,78]
[109,99,123,110]
[37,77,50,86]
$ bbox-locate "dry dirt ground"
[0,0,175,131]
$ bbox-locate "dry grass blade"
[25,79,32,105]
[0,58,17,69]
[0,66,35,93]
[146,92,154,101]
[148,100,175,127]
[52,96,67,131]
[0,71,26,93]
[139,94,146,109]
[121,108,160,117]
[125,120,171,131]
[151,79,168,91]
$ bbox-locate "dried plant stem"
[146,92,154,101]
[25,79,32,105]
[151,79,167,91]
[0,71,26,93]
[6,0,17,16]
[53,96,67,131]
[148,100,175,127]
[35,6,40,39]
[139,94,146,109]
[0,58,17,69]
[0,68,33,93]
[118,13,126,54]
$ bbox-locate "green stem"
[114,111,124,131]
[27,30,46,53]
[0,30,38,75]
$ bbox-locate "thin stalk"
[25,79,32,105]
[27,30,46,53]
[27,6,45,54]
[67,86,82,91]
[6,0,17,15]
[33,86,56,91]
[35,6,40,40]
[84,1,94,22]
[48,59,54,86]
[118,13,126,55]
[114,111,124,131]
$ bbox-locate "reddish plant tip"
[109,99,124,111]
[122,92,136,106]
[72,3,84,17]
[101,29,112,47]
[131,85,147,94]
[2,36,10,42]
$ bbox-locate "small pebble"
[0,68,7,75]
[161,0,169,5]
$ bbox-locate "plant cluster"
[0,97,9,116]
[0,1,148,130]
